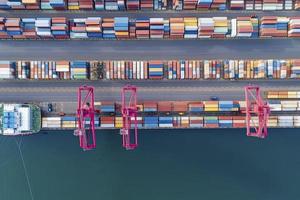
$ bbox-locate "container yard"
[40,98,300,130]
[1,0,300,198]
[1,16,300,40]
[1,59,299,80]
[1,0,300,9]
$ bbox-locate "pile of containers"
[148,61,164,79]
[170,18,184,39]
[42,117,61,128]
[1,0,300,9]
[2,59,300,80]
[114,17,129,39]
[231,17,259,38]
[267,91,300,99]
[0,61,15,79]
[41,0,67,9]
[70,61,89,79]
[260,16,289,37]
[1,16,300,40]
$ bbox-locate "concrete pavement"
[0,39,300,60]
[0,79,299,102]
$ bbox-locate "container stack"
[135,18,150,39]
[163,19,170,38]
[126,0,140,10]
[0,18,10,39]
[100,116,115,128]
[183,0,197,9]
[55,61,70,79]
[262,0,283,10]
[5,18,22,39]
[62,116,76,128]
[281,100,298,111]
[94,0,104,10]
[184,17,198,38]
[143,102,158,112]
[131,116,143,128]
[267,116,278,127]
[204,116,219,128]
[140,0,153,9]
[105,0,118,10]
[114,117,123,128]
[85,17,102,38]
[288,17,300,37]
[198,18,214,38]
[170,18,184,39]
[204,101,219,112]
[219,101,235,111]
[41,0,67,9]
[35,18,52,38]
[173,101,188,113]
[154,0,167,10]
[158,101,172,112]
[69,19,86,39]
[51,17,68,39]
[159,117,173,127]
[296,0,300,9]
[232,116,245,127]
[102,18,115,39]
[210,0,226,9]
[42,117,61,128]
[260,16,288,37]
[117,0,125,10]
[219,116,233,128]
[197,0,213,9]
[245,0,254,9]
[189,116,203,127]
[291,60,300,78]
[0,61,14,79]
[188,102,204,112]
[68,0,94,9]
[144,116,158,128]
[70,61,89,79]
[114,17,129,39]
[180,116,189,127]
[213,17,228,38]
[203,60,222,79]
[230,0,244,9]
[232,17,258,38]
[278,116,293,127]
[148,60,164,79]
[100,102,115,112]
[129,19,136,38]
[172,0,183,10]
[294,116,300,127]
[254,0,262,9]
[150,18,164,39]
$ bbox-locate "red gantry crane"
[120,85,138,150]
[74,86,96,150]
[244,85,270,138]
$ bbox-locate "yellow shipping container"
[204,107,219,112]
[22,0,36,3]
[68,5,80,10]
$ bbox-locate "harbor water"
[0,128,300,200]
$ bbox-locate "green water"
[1,129,300,200]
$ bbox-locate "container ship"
[0,103,41,135]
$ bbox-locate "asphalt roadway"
[1,39,300,60]
[1,10,299,18]
[0,79,299,102]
